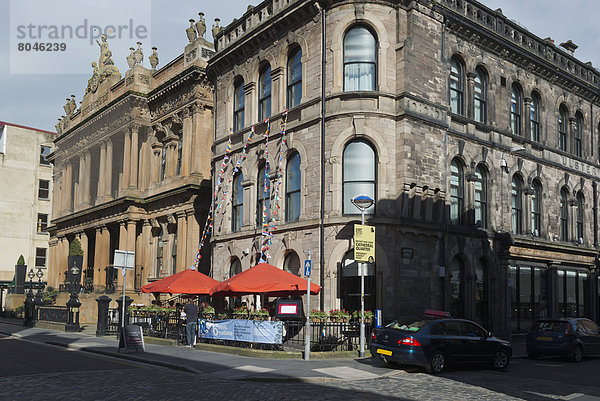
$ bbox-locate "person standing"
[184,299,199,347]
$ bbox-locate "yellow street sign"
[354,224,375,263]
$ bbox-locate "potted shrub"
[329,309,351,323]
[352,310,374,323]
[250,309,270,321]
[310,309,328,323]
[202,305,215,319]
[233,305,249,319]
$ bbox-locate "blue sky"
[1,0,598,131]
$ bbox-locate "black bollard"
[65,293,81,332]
[95,295,112,337]
[23,291,35,327]
[115,296,133,330]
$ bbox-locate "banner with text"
[354,224,375,263]
[198,319,283,345]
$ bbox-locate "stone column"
[84,151,91,206]
[59,236,70,285]
[104,139,113,199]
[151,142,163,184]
[122,131,131,193]
[241,178,254,228]
[190,104,203,175]
[466,72,476,121]
[270,67,283,115]
[97,143,106,200]
[523,97,532,141]
[63,162,73,214]
[244,82,256,127]
[186,211,200,270]
[48,239,60,288]
[141,220,152,279]
[569,197,577,243]
[181,108,192,176]
[523,186,534,236]
[77,231,88,273]
[130,124,139,189]
[166,137,178,178]
[127,220,136,290]
[116,221,128,290]
[465,171,477,226]
[77,154,85,208]
[176,212,187,273]
[94,226,110,289]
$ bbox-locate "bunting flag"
[260,120,271,261]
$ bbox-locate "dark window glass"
[473,68,486,123]
[450,159,464,224]
[232,173,244,231]
[343,141,376,215]
[35,248,46,268]
[258,66,272,121]
[38,179,50,199]
[575,113,583,157]
[511,176,522,234]
[474,166,487,228]
[171,232,177,275]
[576,192,584,242]
[233,80,245,132]
[256,165,270,228]
[530,94,540,142]
[510,84,522,136]
[343,26,376,91]
[283,251,300,275]
[229,258,242,278]
[531,180,542,236]
[287,49,302,108]
[37,213,48,233]
[160,145,166,181]
[450,57,464,115]
[176,138,182,176]
[560,187,569,241]
[285,153,301,222]
[559,106,568,151]
[40,145,51,165]
[156,229,164,277]
[449,257,463,318]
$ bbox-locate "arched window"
[574,112,583,157]
[449,56,464,115]
[510,83,522,136]
[473,67,486,123]
[156,229,164,277]
[474,165,487,228]
[558,105,568,151]
[340,250,376,312]
[258,65,272,121]
[256,164,270,228]
[448,256,464,318]
[511,175,523,234]
[560,187,569,241]
[576,191,584,242]
[232,172,244,232]
[343,25,376,91]
[233,78,245,132]
[229,258,242,278]
[343,140,376,215]
[530,93,540,142]
[287,48,302,108]
[285,153,301,222]
[531,179,542,237]
[283,251,300,275]
[450,158,464,224]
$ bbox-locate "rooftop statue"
[86,35,121,94]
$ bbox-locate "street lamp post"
[351,194,374,358]
[35,268,44,308]
[66,265,81,332]
[24,269,36,326]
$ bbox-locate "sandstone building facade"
[207,0,600,335]
[47,21,215,293]
[0,122,55,298]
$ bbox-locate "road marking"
[312,366,380,380]
[526,391,599,400]
[533,363,564,367]
[233,365,274,373]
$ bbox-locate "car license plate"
[536,336,552,341]
[377,348,392,356]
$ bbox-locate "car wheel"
[570,345,583,363]
[426,351,446,374]
[492,350,510,369]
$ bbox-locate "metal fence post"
[96,295,112,336]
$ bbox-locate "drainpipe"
[593,181,598,248]
[315,1,326,310]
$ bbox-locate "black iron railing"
[283,320,374,352]
[128,310,185,342]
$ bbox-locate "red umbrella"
[209,263,321,297]
[140,268,220,295]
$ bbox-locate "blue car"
[370,318,511,374]
[526,318,600,362]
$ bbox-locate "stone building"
[0,121,55,301]
[47,19,215,294]
[207,0,600,335]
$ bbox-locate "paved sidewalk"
[0,320,400,383]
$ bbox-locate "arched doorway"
[340,250,376,313]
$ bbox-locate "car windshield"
[385,320,428,332]
[534,321,567,333]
